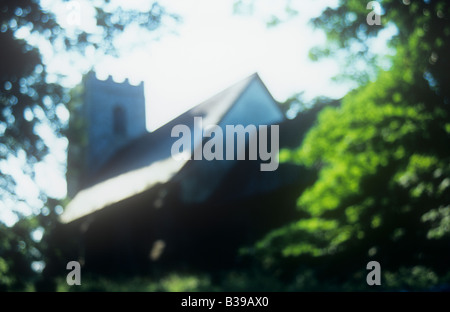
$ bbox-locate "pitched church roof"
[61,73,279,224]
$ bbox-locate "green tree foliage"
[255,0,450,288]
[64,82,86,198]
[0,0,177,291]
[0,219,40,291]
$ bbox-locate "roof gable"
[61,73,281,223]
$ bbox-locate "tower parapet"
[83,72,147,178]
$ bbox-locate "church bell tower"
[83,72,147,175]
[67,72,147,197]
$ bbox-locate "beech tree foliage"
[254,0,450,288]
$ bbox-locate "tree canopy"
[253,0,450,290]
[0,0,177,291]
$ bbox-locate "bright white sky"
[47,0,349,130]
[103,0,347,131]
[1,0,395,226]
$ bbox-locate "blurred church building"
[58,72,312,273]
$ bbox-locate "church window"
[113,106,126,135]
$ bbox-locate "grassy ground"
[54,266,450,292]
